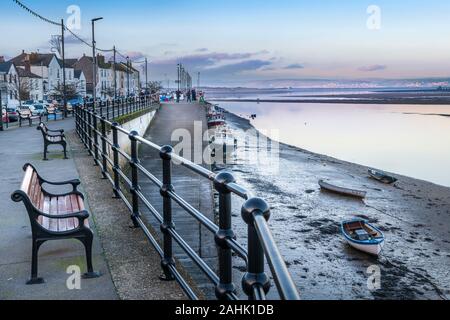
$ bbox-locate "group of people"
[176,89,202,103]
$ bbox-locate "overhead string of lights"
[13,0,114,53]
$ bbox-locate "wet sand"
[222,110,450,300]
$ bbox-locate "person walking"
[187,90,192,103]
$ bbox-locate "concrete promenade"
[0,115,191,300]
[0,119,117,300]
[139,102,217,296]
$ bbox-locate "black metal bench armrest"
[41,178,81,193]
[39,210,89,220]
[47,128,64,133]
[47,132,65,138]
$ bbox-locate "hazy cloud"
[358,64,387,72]
[204,60,272,75]
[195,48,208,52]
[284,64,304,69]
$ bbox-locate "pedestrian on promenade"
[176,90,180,103]
[192,89,197,101]
[187,90,192,103]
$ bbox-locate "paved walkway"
[140,102,217,297]
[0,120,118,300]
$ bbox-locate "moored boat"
[341,219,385,256]
[207,114,226,128]
[318,180,367,199]
[368,168,398,184]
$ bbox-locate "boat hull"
[319,180,367,198]
[345,239,383,256]
[341,219,385,256]
[368,169,397,184]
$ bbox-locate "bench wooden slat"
[20,166,34,194]
[57,196,68,232]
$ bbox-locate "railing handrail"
[74,98,300,300]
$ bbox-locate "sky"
[1,0,450,86]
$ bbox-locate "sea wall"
[106,107,159,168]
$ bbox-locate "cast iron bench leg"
[27,239,45,285]
[80,231,101,279]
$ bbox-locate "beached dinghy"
[318,180,367,199]
[341,219,385,256]
[368,169,398,184]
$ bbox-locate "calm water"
[214,102,450,187]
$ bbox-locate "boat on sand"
[368,169,398,184]
[341,219,385,256]
[318,180,367,199]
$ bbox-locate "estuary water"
[212,101,450,187]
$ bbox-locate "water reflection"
[217,102,450,187]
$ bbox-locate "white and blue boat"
[341,219,385,256]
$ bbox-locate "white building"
[74,70,87,97]
[17,68,44,101]
[8,52,78,100]
[0,61,20,108]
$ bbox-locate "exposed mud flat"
[221,110,450,300]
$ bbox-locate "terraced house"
[0,59,20,107]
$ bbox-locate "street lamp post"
[0,88,3,131]
[61,19,67,118]
[91,17,103,111]
[126,56,130,97]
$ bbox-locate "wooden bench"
[46,106,62,121]
[11,163,100,284]
[18,109,41,127]
[37,122,68,160]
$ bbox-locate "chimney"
[97,54,105,65]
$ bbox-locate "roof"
[0,61,14,73]
[74,70,84,79]
[72,55,94,83]
[9,52,57,67]
[65,58,78,68]
[17,68,42,78]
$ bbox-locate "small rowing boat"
[318,180,367,199]
[368,169,398,184]
[341,219,385,256]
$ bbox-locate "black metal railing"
[74,100,300,301]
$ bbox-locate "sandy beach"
[222,109,450,300]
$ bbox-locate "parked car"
[32,104,47,116]
[6,107,19,122]
[2,108,8,123]
[68,96,84,108]
[19,104,34,113]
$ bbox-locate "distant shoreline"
[212,98,450,105]
[210,91,450,105]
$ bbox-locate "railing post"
[87,111,93,154]
[111,122,121,198]
[214,171,237,300]
[100,116,108,179]
[241,198,271,300]
[106,100,110,120]
[159,145,175,281]
[129,131,140,228]
[93,112,99,165]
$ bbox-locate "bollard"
[111,122,120,198]
[100,116,108,179]
[92,113,99,166]
[214,171,237,300]
[159,145,175,281]
[241,197,271,300]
